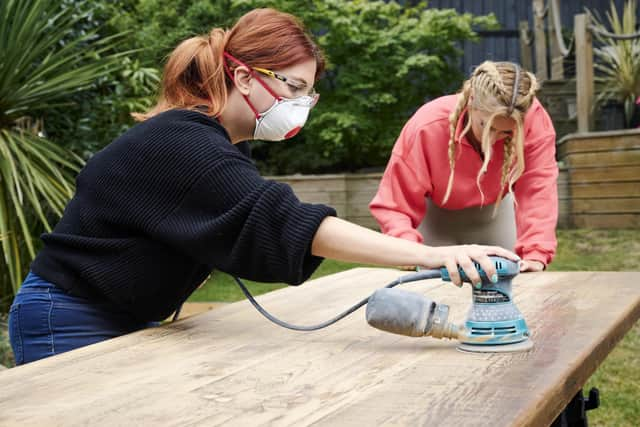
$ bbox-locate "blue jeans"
[8,271,156,365]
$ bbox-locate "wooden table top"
[1,269,639,427]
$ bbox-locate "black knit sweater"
[31,109,336,321]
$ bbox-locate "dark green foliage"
[46,0,496,173]
[44,0,161,156]
[0,0,129,309]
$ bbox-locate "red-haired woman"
[9,9,517,365]
[370,61,558,273]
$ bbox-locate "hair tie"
[508,64,521,115]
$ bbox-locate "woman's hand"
[519,259,545,272]
[422,244,520,288]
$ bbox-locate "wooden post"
[519,21,533,71]
[533,0,548,81]
[548,0,565,80]
[575,13,594,132]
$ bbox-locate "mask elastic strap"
[223,52,281,118]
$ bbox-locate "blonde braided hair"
[443,61,539,212]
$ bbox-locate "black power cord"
[232,269,442,331]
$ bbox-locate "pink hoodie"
[369,95,558,265]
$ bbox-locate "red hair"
[134,8,325,121]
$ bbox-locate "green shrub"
[48,0,496,174]
[0,0,127,310]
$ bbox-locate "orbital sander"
[366,256,533,353]
[232,256,532,354]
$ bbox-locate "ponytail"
[132,29,229,121]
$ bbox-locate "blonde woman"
[370,61,558,272]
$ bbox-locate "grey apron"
[417,193,516,250]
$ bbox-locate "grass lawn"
[189,228,640,427]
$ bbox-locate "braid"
[493,136,515,215]
[502,138,514,192]
[473,62,508,101]
[512,70,539,113]
[444,81,472,205]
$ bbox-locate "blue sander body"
[366,256,533,353]
[440,257,533,352]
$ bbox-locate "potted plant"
[589,0,640,128]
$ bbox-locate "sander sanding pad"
[457,338,534,354]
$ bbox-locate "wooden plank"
[0,270,639,426]
[570,182,640,198]
[533,0,549,81]
[558,199,571,228]
[569,165,640,183]
[347,185,381,196]
[347,188,380,200]
[557,167,570,201]
[557,167,569,184]
[557,186,570,200]
[347,193,377,207]
[571,197,640,214]
[575,14,594,132]
[562,151,640,168]
[557,133,640,157]
[345,174,383,183]
[547,0,564,80]
[345,204,377,217]
[291,191,347,206]
[279,178,347,192]
[558,199,570,212]
[519,20,533,71]
[347,194,377,209]
[572,214,640,228]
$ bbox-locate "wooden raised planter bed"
[557,128,640,228]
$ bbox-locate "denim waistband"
[18,271,69,295]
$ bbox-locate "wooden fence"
[266,173,383,229]
[270,170,574,230]
[271,136,639,230]
[557,129,640,228]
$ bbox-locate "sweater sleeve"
[369,127,432,243]
[153,155,336,285]
[513,106,559,266]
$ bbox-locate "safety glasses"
[253,67,319,106]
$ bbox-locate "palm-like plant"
[0,0,127,309]
[590,0,640,127]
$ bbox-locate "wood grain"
[0,269,638,427]
[575,13,594,132]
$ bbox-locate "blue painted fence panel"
[417,0,639,75]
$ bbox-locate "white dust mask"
[253,95,314,141]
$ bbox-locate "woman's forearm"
[311,216,521,286]
[311,216,432,267]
